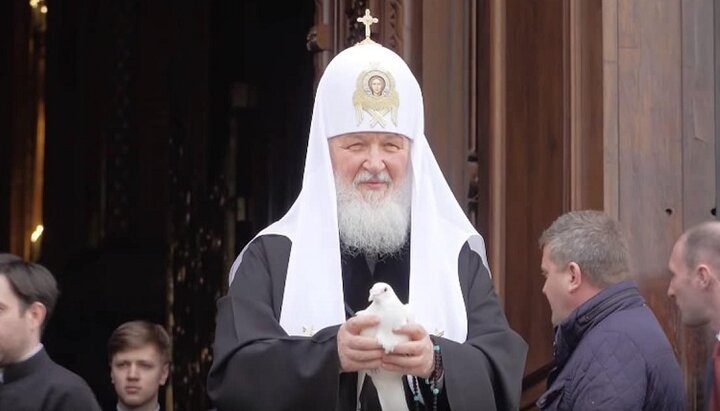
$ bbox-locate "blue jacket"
[537,280,684,410]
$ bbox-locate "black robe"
[208,235,527,411]
[705,352,715,411]
[0,348,102,411]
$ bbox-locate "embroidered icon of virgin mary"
[352,67,399,128]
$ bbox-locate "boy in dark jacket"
[536,210,684,410]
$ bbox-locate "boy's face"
[110,344,169,408]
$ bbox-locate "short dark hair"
[108,320,171,364]
[0,254,59,329]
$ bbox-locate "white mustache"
[353,170,392,185]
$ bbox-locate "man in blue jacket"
[667,221,720,411]
[536,210,684,410]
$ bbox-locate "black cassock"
[207,235,527,411]
[0,348,101,411]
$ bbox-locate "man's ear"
[567,262,583,292]
[695,264,712,289]
[159,363,170,386]
[25,302,47,331]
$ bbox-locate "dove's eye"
[384,287,388,292]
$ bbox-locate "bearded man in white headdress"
[207,23,527,411]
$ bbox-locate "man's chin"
[119,393,153,407]
[358,189,390,203]
[680,312,709,328]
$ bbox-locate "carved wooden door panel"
[307,1,422,82]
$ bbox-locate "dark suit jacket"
[0,348,101,411]
[706,356,714,411]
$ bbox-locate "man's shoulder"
[45,361,100,409]
[574,307,672,369]
[248,234,292,255]
[238,234,293,278]
[589,304,669,349]
[3,356,99,408]
[457,240,489,279]
[45,359,94,391]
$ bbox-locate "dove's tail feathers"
[372,373,410,411]
[356,371,367,409]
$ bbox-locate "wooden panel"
[603,0,619,219]
[474,0,491,260]
[504,0,565,384]
[376,0,423,77]
[615,1,688,407]
[680,0,717,408]
[422,0,470,205]
[570,0,604,211]
[681,0,715,228]
[617,0,683,333]
[717,0,720,220]
[489,0,506,296]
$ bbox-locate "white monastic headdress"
[229,39,489,343]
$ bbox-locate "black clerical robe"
[0,348,101,411]
[706,352,715,411]
[208,234,527,411]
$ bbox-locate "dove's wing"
[404,304,415,324]
[356,308,379,339]
[375,300,411,353]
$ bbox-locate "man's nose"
[128,364,140,379]
[541,280,548,296]
[363,146,386,173]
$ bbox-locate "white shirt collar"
[117,404,160,411]
[19,343,43,362]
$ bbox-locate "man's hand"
[337,315,384,373]
[380,323,434,378]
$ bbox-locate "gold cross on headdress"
[357,9,378,40]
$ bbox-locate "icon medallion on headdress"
[352,67,399,128]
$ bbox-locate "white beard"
[335,170,411,257]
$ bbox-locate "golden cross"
[357,9,378,40]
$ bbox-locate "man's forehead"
[331,132,410,142]
[113,344,163,360]
[0,274,15,297]
[540,245,552,260]
[669,238,685,263]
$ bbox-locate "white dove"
[356,282,413,411]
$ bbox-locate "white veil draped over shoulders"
[229,42,489,343]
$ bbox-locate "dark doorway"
[11,0,317,409]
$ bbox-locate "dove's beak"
[368,292,375,302]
